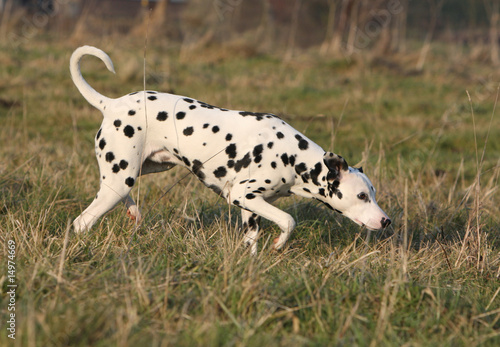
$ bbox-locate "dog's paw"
[126,206,142,223]
[73,216,88,233]
[273,236,286,250]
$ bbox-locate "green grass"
[1,38,499,346]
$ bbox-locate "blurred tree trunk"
[364,0,393,57]
[71,0,95,42]
[416,0,444,71]
[373,25,392,57]
[130,0,168,38]
[372,0,409,55]
[179,0,219,59]
[468,0,477,32]
[320,0,338,55]
[345,0,360,55]
[0,0,14,39]
[284,0,302,60]
[328,0,350,53]
[256,0,275,52]
[485,0,500,65]
[396,0,408,53]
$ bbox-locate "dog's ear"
[324,152,348,181]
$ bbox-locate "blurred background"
[1,0,499,67]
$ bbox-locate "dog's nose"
[381,217,391,228]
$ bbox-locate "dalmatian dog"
[70,46,391,254]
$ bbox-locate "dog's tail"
[70,46,115,112]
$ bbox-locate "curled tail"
[70,46,115,111]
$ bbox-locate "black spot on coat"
[281,154,289,166]
[239,111,266,120]
[105,152,115,162]
[208,185,224,196]
[119,160,128,170]
[125,177,135,187]
[327,180,343,200]
[310,162,323,186]
[253,144,264,163]
[226,143,237,159]
[214,166,227,178]
[157,111,168,121]
[234,153,251,172]
[183,127,194,136]
[295,134,309,150]
[124,125,134,138]
[247,215,260,230]
[295,162,307,175]
[192,160,205,179]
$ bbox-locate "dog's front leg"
[237,196,296,252]
[241,210,261,255]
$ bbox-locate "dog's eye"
[357,193,368,201]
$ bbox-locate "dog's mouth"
[352,218,368,229]
[353,218,384,231]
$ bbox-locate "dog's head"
[322,152,391,230]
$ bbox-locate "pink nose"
[381,217,391,228]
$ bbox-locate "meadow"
[1,36,499,346]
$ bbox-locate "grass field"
[1,37,500,346]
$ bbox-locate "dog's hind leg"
[74,125,144,233]
[124,194,142,222]
[121,158,178,223]
[73,177,139,232]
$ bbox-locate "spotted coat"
[70,46,391,254]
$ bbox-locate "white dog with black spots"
[71,46,391,254]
